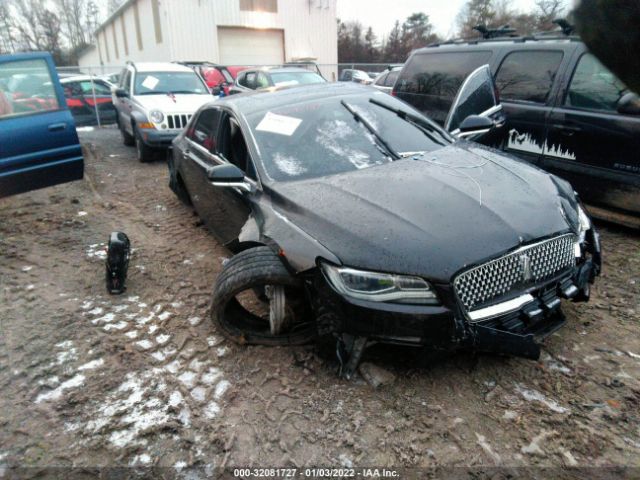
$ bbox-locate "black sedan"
[168,73,600,377]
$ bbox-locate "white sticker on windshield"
[256,111,302,136]
[141,75,159,90]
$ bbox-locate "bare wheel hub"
[265,285,287,335]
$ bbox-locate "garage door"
[218,28,284,65]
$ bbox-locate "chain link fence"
[55,63,400,127]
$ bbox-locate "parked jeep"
[393,30,640,228]
[112,62,213,162]
[0,52,83,198]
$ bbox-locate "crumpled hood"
[134,94,213,113]
[271,144,577,283]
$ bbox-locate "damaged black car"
[168,66,601,377]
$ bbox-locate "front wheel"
[211,246,316,346]
[120,119,134,146]
[135,129,154,163]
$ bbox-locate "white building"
[78,0,338,79]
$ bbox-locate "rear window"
[270,72,325,87]
[395,51,492,125]
[495,50,563,104]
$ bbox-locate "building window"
[240,0,277,13]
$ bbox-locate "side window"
[495,50,563,104]
[385,70,400,87]
[0,58,60,119]
[187,108,221,151]
[374,72,388,86]
[218,114,257,180]
[80,81,111,95]
[256,72,270,88]
[237,72,247,87]
[343,70,352,81]
[121,70,132,92]
[245,72,257,89]
[394,51,492,124]
[566,53,628,112]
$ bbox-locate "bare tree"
[535,0,566,31]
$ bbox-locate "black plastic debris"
[106,232,130,294]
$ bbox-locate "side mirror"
[115,88,129,98]
[456,115,495,138]
[617,92,640,115]
[207,164,254,193]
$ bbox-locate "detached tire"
[211,246,316,346]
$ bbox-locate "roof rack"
[426,19,579,48]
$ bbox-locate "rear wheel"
[211,246,316,346]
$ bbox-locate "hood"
[134,94,213,113]
[271,144,578,283]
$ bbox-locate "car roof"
[130,62,194,73]
[60,75,104,83]
[414,35,582,54]
[210,82,376,115]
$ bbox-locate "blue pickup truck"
[0,52,83,197]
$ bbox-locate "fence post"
[89,72,101,128]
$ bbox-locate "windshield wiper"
[341,100,400,160]
[368,98,451,145]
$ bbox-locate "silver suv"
[112,62,213,162]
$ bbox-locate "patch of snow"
[169,391,183,408]
[188,316,201,326]
[203,401,220,419]
[201,367,222,386]
[78,358,105,371]
[136,339,154,350]
[148,324,158,334]
[125,330,138,339]
[21,266,33,272]
[190,387,207,403]
[35,374,85,403]
[515,384,568,414]
[164,360,181,374]
[92,312,115,324]
[178,371,197,389]
[104,321,128,331]
[216,346,229,358]
[77,211,88,217]
[130,454,151,466]
[156,334,170,344]
[214,380,231,399]
[158,311,172,321]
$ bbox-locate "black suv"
[393,33,640,227]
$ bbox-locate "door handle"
[48,122,66,132]
[552,124,582,135]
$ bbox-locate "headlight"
[320,262,439,305]
[149,110,164,124]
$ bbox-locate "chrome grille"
[167,114,192,129]
[454,234,576,311]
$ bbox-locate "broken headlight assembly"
[320,262,440,305]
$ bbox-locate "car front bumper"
[310,229,601,360]
[140,129,180,148]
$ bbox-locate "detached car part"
[106,232,130,295]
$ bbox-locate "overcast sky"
[337,0,548,39]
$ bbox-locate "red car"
[176,62,249,96]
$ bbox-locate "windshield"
[270,72,325,87]
[247,95,449,182]
[134,71,207,95]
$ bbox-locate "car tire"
[120,120,134,146]
[134,128,153,163]
[168,152,192,205]
[211,246,316,346]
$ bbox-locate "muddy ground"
[0,127,639,477]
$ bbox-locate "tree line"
[338,0,568,64]
[0,0,124,65]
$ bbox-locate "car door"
[493,49,567,166]
[181,108,253,244]
[445,64,505,142]
[544,51,640,217]
[79,79,116,125]
[114,69,133,130]
[0,52,83,198]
